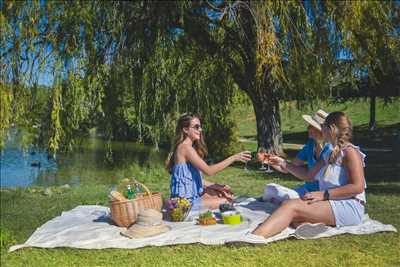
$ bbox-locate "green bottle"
[127,184,134,199]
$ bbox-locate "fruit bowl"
[198,217,217,225]
[198,210,217,225]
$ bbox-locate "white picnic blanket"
[9,198,397,252]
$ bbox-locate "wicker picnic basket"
[110,180,163,227]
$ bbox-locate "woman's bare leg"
[252,199,335,238]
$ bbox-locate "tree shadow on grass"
[353,123,400,149]
[282,123,400,149]
[282,132,308,145]
[364,149,399,183]
[366,183,400,195]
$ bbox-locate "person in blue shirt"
[166,113,251,210]
[270,109,332,197]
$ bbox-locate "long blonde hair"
[165,114,208,173]
[324,111,353,164]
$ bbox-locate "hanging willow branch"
[1,0,398,153]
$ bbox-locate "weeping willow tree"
[0,1,240,157]
[332,1,400,130]
[178,0,400,153]
[1,0,399,155]
[101,31,240,156]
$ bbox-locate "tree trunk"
[248,87,283,155]
[369,94,376,131]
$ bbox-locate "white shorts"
[329,199,365,227]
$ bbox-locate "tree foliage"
[0,1,242,157]
[178,0,399,152]
[1,0,399,155]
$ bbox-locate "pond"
[0,137,169,188]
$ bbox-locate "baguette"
[110,191,127,201]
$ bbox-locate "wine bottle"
[127,184,134,199]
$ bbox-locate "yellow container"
[222,211,241,225]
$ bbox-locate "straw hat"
[121,209,171,239]
[302,109,329,131]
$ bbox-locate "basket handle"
[132,179,154,206]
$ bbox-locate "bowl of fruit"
[198,210,217,225]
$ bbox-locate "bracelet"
[323,190,330,200]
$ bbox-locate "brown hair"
[324,111,353,164]
[165,113,208,172]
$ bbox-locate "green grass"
[1,167,399,267]
[1,98,399,266]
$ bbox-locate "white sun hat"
[302,109,329,131]
[120,209,171,239]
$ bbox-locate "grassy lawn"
[1,98,399,266]
[1,169,399,267]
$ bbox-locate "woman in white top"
[252,111,366,238]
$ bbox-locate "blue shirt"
[170,162,204,207]
[295,139,333,192]
[297,139,318,169]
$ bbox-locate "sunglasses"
[189,124,202,130]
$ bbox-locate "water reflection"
[1,138,168,188]
[1,146,57,187]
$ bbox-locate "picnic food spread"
[110,178,244,229]
[198,210,217,225]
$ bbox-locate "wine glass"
[243,159,249,171]
[243,152,251,171]
[257,147,267,170]
[265,148,274,173]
